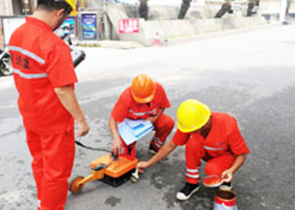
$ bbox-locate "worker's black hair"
[37,0,71,13]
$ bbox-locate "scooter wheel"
[69,176,84,194]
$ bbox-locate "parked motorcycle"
[0,49,12,76]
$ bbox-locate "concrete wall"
[0,0,14,48]
[259,0,281,20]
[0,21,3,48]
[0,0,13,17]
[288,1,295,14]
[259,0,281,14]
[138,16,267,46]
[122,1,249,20]
[106,3,267,46]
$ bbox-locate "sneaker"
[219,182,233,191]
[176,183,199,201]
[148,143,158,154]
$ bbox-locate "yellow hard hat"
[60,0,77,16]
[65,0,77,16]
[177,99,211,133]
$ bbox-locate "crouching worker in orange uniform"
[137,99,250,201]
[109,74,174,158]
[8,0,90,209]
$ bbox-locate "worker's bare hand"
[77,119,90,137]
[136,161,150,173]
[111,136,122,155]
[221,169,233,183]
[146,116,157,124]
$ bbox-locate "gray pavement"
[1,23,295,210]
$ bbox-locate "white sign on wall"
[1,16,26,47]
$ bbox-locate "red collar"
[26,16,52,32]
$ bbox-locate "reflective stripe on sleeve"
[8,46,45,64]
[203,146,225,151]
[129,109,157,116]
[13,68,48,79]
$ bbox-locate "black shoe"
[219,182,233,191]
[176,183,199,201]
[148,143,158,154]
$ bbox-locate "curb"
[72,22,282,49]
[161,22,281,47]
[75,42,101,47]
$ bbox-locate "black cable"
[75,140,111,153]
[53,5,72,31]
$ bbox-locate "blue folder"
[118,119,154,146]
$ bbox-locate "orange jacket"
[173,113,250,157]
[8,17,77,134]
[111,82,170,122]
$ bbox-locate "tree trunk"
[215,2,232,18]
[247,2,255,16]
[247,1,259,17]
[178,0,192,19]
[139,0,148,20]
[11,0,23,15]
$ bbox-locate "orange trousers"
[26,128,75,210]
[185,137,236,184]
[122,113,174,159]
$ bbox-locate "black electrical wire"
[75,140,111,153]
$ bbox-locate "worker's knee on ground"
[164,115,175,131]
[204,161,223,176]
[155,114,175,132]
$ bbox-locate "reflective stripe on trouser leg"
[186,168,200,184]
[33,128,75,210]
[204,153,236,176]
[151,113,174,149]
[185,138,206,184]
[151,136,163,150]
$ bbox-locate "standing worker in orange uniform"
[137,99,250,201]
[8,1,90,209]
[109,74,174,158]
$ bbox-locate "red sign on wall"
[118,19,139,34]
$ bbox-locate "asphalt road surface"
[0,24,295,210]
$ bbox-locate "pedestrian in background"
[8,0,90,209]
[109,74,174,158]
[137,99,249,201]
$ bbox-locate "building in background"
[0,0,293,48]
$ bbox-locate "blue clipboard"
[118,119,154,146]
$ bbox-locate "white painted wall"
[0,0,13,16]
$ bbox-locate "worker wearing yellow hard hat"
[176,99,211,133]
[137,99,250,201]
[62,0,78,16]
[51,0,78,31]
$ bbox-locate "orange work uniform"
[8,17,77,210]
[172,113,250,184]
[111,82,174,157]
